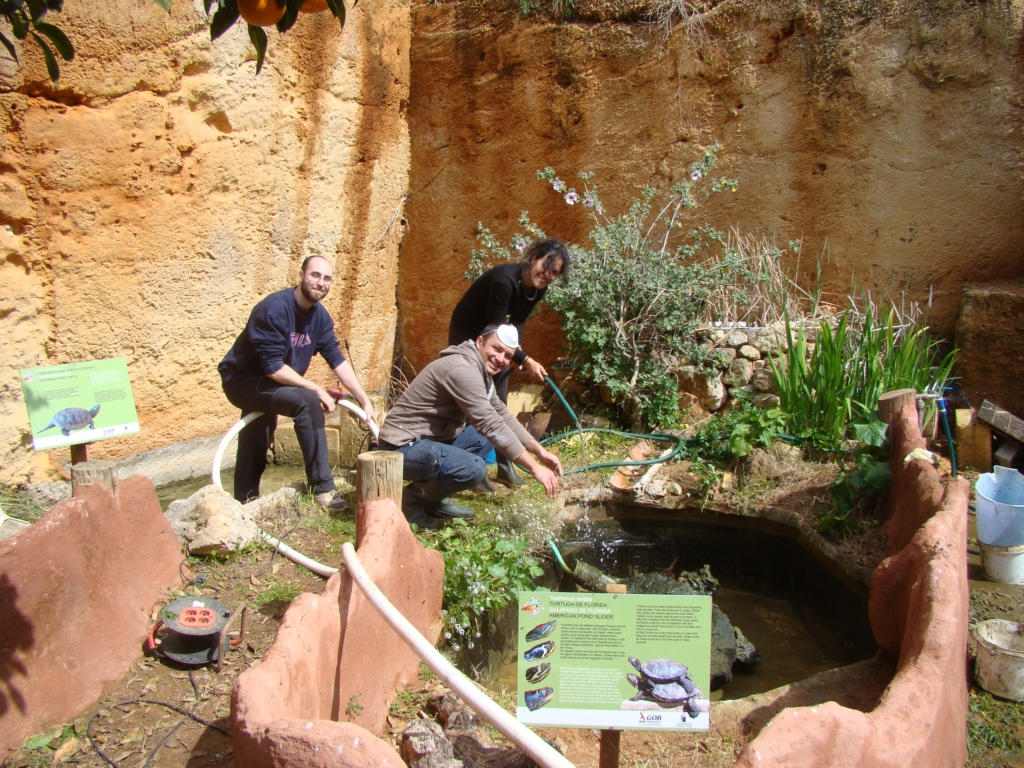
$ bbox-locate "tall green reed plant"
[770,307,956,450]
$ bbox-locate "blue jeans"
[382,426,493,497]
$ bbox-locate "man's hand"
[316,386,336,413]
[524,357,548,383]
[530,465,560,498]
[360,398,378,425]
[538,447,563,477]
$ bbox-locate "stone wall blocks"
[726,358,754,387]
[725,330,749,349]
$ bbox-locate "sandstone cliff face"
[0,0,411,484]
[398,0,1024,374]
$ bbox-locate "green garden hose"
[539,375,686,476]
[548,539,572,573]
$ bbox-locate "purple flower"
[691,169,703,181]
[564,191,580,205]
[552,179,566,192]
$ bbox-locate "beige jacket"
[379,341,534,460]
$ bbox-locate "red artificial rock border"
[733,402,968,767]
[0,478,184,757]
[232,495,444,767]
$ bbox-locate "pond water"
[155,464,309,511]
[460,509,875,702]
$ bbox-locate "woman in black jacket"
[448,238,569,488]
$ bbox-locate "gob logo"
[638,713,662,724]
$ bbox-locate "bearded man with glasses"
[218,255,376,510]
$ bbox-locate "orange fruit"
[299,0,330,13]
[238,0,286,26]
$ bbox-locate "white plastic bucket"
[975,466,1024,547]
[978,541,1024,585]
[975,620,1024,701]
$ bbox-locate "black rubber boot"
[400,489,438,531]
[474,475,497,495]
[433,498,476,519]
[495,453,526,488]
[404,480,476,520]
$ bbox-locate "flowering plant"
[423,520,544,651]
[466,144,751,428]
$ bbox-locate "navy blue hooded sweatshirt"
[218,288,345,382]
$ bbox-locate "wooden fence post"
[71,460,119,498]
[355,450,404,547]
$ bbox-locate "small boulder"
[750,329,787,355]
[752,392,781,409]
[713,347,737,367]
[738,344,761,361]
[165,485,261,556]
[752,359,765,370]
[729,385,756,402]
[726,358,754,387]
[401,719,463,768]
[725,330,749,348]
[677,391,709,420]
[752,367,778,393]
[678,367,728,411]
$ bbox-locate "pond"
[459,505,875,702]
[155,464,309,511]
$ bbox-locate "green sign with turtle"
[20,358,139,450]
[516,592,712,731]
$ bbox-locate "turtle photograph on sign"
[20,358,140,450]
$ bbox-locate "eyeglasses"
[305,271,333,284]
[539,265,562,280]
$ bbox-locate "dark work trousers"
[380,425,494,497]
[221,375,336,503]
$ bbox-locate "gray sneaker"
[316,490,350,513]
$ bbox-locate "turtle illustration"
[627,657,702,717]
[524,641,555,661]
[525,620,556,642]
[626,673,701,717]
[40,405,100,436]
[525,662,551,684]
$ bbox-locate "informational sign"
[20,358,140,450]
[516,591,712,731]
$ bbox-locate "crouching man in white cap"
[378,324,562,529]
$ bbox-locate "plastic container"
[975,620,1024,701]
[978,541,1024,584]
[975,466,1024,547]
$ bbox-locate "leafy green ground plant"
[421,520,544,651]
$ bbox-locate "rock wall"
[398,0,1024,375]
[955,281,1024,418]
[0,0,411,485]
[0,477,183,757]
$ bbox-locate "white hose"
[341,542,575,768]
[211,401,380,579]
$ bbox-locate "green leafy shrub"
[422,520,544,651]
[467,145,749,429]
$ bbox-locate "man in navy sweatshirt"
[218,255,377,508]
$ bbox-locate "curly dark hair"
[520,238,570,278]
